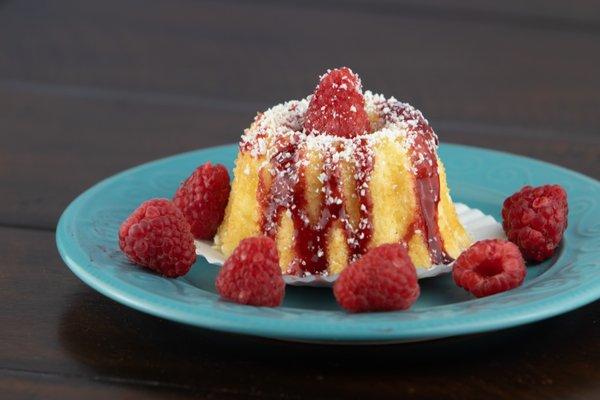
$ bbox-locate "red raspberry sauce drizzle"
[254,101,451,276]
[353,138,374,256]
[389,103,452,265]
[258,138,374,275]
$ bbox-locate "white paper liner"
[195,203,505,287]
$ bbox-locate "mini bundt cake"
[216,68,471,276]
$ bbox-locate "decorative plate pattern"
[195,203,505,287]
[56,144,600,343]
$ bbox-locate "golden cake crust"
[216,91,471,275]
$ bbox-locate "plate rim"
[56,143,600,342]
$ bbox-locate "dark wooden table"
[1,1,599,399]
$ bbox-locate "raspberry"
[303,67,371,138]
[333,243,419,313]
[119,199,196,277]
[502,185,568,262]
[173,163,231,240]
[216,237,285,307]
[453,239,526,298]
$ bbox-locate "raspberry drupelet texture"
[173,162,231,240]
[333,243,420,313]
[502,185,568,262]
[119,198,196,277]
[216,236,285,307]
[303,67,371,138]
[453,239,526,298]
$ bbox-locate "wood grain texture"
[275,0,600,29]
[0,0,599,134]
[0,370,203,400]
[0,227,599,400]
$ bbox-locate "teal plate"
[56,144,600,343]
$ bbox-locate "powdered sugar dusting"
[240,91,438,167]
